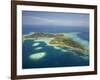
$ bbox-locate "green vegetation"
[50,37,85,50]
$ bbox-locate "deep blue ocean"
[22,25,89,69]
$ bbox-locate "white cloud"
[23,15,89,27]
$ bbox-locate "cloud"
[22,16,55,26]
[22,15,89,27]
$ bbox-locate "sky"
[22,11,89,27]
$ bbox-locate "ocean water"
[22,25,89,69]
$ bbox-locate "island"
[23,32,89,60]
[29,52,46,60]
